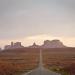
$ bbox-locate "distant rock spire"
[33,42,36,46]
[11,42,14,47]
[29,42,39,48]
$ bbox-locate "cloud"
[0,0,75,47]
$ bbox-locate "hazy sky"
[0,0,75,48]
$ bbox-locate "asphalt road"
[23,66,61,75]
[22,49,61,75]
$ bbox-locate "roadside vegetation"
[0,48,39,75]
[0,48,75,75]
[47,66,70,75]
[43,48,75,75]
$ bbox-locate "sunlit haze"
[0,0,75,48]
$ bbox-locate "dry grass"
[0,48,75,75]
[43,48,75,75]
[0,48,40,75]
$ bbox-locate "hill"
[29,39,66,48]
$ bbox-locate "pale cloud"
[0,0,75,39]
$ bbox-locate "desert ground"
[0,48,75,75]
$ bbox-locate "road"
[22,49,61,75]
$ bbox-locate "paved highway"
[23,66,61,75]
[23,49,61,75]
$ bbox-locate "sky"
[0,0,75,48]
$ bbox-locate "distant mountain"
[4,40,66,50]
[41,40,66,48]
[29,40,66,48]
[4,42,24,50]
